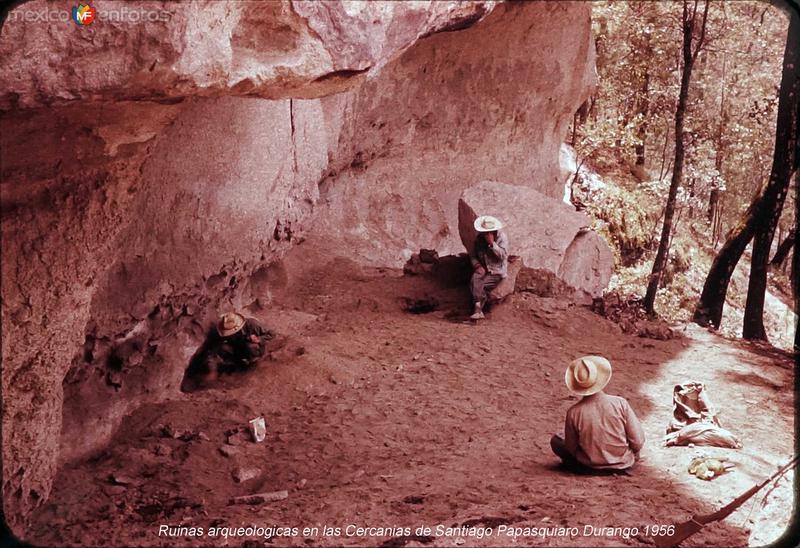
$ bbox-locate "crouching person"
[551,356,645,473]
[469,215,509,320]
[201,311,274,381]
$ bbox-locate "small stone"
[233,467,261,483]
[178,431,196,442]
[298,478,307,489]
[229,490,288,505]
[161,424,181,439]
[418,248,439,263]
[103,485,127,496]
[109,474,135,485]
[226,431,248,446]
[219,445,240,458]
[198,432,210,441]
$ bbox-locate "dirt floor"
[26,247,795,547]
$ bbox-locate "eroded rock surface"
[1,95,334,533]
[0,0,597,535]
[0,0,496,110]
[307,1,597,265]
[458,181,613,298]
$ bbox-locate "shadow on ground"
[25,247,794,547]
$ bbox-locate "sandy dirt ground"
[26,250,795,548]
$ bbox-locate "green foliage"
[573,114,642,169]
[587,0,788,237]
[576,1,792,346]
[584,183,652,266]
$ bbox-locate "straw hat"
[565,355,612,396]
[474,215,503,232]
[217,312,245,337]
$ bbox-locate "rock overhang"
[0,0,600,536]
[0,0,498,111]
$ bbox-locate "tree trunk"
[707,188,721,224]
[644,0,710,314]
[694,8,800,331]
[770,230,795,267]
[634,28,652,167]
[634,70,650,166]
[708,52,727,230]
[712,200,724,249]
[741,8,800,341]
[658,121,673,182]
[693,210,758,327]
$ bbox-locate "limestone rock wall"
[0,0,597,536]
[58,96,334,465]
[1,102,178,531]
[308,1,597,265]
[1,96,335,533]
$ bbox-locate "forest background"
[570,0,797,350]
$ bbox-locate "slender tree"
[708,51,727,239]
[694,6,800,331]
[634,68,651,167]
[769,229,795,268]
[742,8,799,340]
[644,0,711,313]
[633,9,656,167]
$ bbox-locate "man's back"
[565,391,645,470]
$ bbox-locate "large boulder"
[458,181,614,298]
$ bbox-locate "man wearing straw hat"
[201,311,273,381]
[551,356,645,472]
[469,214,509,320]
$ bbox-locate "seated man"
[469,215,509,320]
[551,356,645,473]
[201,311,274,381]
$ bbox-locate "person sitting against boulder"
[551,356,645,473]
[469,215,509,320]
[200,311,274,381]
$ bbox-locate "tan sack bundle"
[664,382,742,448]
